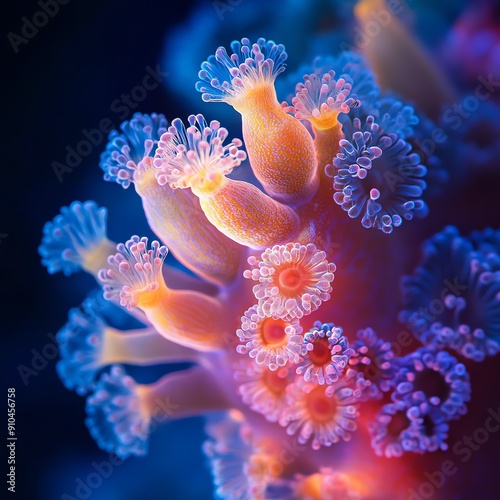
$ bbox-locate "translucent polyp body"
[136,366,229,420]
[134,160,244,286]
[233,84,319,205]
[99,236,228,352]
[197,176,300,249]
[136,282,226,352]
[99,327,198,366]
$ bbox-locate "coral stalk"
[99,236,227,352]
[196,38,318,204]
[154,114,300,248]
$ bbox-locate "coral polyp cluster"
[40,17,500,499]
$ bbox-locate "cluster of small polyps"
[39,36,500,498]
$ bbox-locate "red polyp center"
[279,267,304,292]
[306,386,336,422]
[263,369,290,395]
[308,338,332,366]
[261,318,288,345]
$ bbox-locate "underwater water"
[4,0,500,498]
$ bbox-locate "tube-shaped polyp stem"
[196,38,318,205]
[154,114,300,249]
[134,157,244,286]
[98,236,227,352]
[86,365,228,458]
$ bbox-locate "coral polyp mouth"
[306,386,337,423]
[261,318,288,346]
[39,14,500,498]
[386,410,410,437]
[278,267,304,291]
[262,368,289,396]
[414,369,450,403]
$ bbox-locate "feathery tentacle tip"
[283,71,357,128]
[98,236,168,310]
[56,297,107,395]
[196,37,288,103]
[100,113,168,188]
[154,114,246,194]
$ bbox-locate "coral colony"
[40,3,500,499]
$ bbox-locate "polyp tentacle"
[98,236,227,352]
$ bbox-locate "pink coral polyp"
[244,242,336,320]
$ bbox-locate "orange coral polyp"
[99,236,226,352]
[282,70,356,178]
[238,83,319,205]
[197,37,319,205]
[236,306,303,370]
[244,242,336,320]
